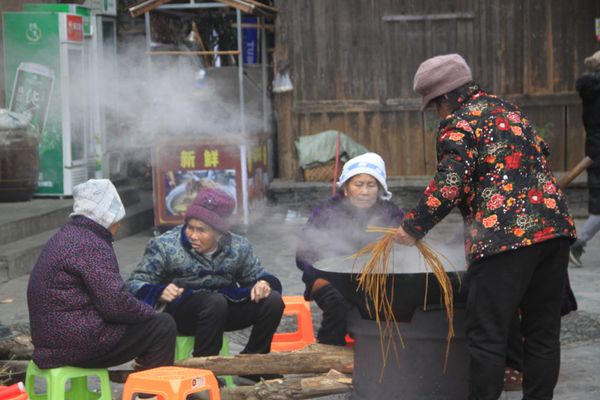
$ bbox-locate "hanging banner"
[242,17,258,64]
[596,18,600,42]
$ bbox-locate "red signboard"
[152,136,271,229]
[66,15,83,42]
[152,141,243,227]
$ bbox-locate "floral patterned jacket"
[402,85,576,264]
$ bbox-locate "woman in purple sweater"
[27,179,176,370]
[296,153,404,345]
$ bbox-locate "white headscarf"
[337,152,392,200]
[70,179,126,229]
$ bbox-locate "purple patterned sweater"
[296,193,404,299]
[27,216,155,368]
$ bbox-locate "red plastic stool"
[121,367,220,400]
[345,334,355,347]
[271,296,316,352]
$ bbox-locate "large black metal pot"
[315,248,469,399]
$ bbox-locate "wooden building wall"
[273,0,600,179]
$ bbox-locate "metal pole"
[240,144,249,225]
[236,9,245,137]
[260,17,268,133]
[144,11,152,77]
[236,9,248,225]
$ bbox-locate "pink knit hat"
[413,54,473,111]
[185,188,235,233]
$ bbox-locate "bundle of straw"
[351,226,456,374]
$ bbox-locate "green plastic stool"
[175,335,235,387]
[25,361,111,400]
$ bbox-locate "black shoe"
[239,373,283,383]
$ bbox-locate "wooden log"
[176,344,353,375]
[559,156,593,189]
[220,371,352,400]
[108,345,352,384]
[0,336,33,360]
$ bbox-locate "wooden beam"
[293,93,581,115]
[216,0,275,18]
[146,50,241,56]
[293,99,421,114]
[231,22,275,31]
[273,0,295,180]
[241,0,280,14]
[129,0,172,18]
[507,92,581,107]
[382,13,475,22]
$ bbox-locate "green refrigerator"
[3,11,89,196]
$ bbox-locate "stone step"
[0,186,143,247]
[0,190,154,283]
[269,175,590,218]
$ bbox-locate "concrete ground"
[1,211,599,399]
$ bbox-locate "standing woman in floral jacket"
[395,54,576,400]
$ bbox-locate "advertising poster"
[153,142,243,227]
[9,62,55,138]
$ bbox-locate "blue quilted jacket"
[126,225,282,309]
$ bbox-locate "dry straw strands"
[351,226,456,374]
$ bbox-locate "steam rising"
[100,38,270,152]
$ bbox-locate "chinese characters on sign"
[179,149,222,169]
[66,15,83,42]
[180,150,195,168]
[204,149,219,168]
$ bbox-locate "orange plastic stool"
[271,296,316,352]
[121,367,220,400]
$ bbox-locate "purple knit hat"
[185,188,235,233]
[413,54,473,111]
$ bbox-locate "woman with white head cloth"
[296,152,404,345]
[27,179,176,371]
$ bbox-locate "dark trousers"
[506,312,524,371]
[313,284,353,346]
[171,291,284,356]
[74,313,176,369]
[465,237,570,400]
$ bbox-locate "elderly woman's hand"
[160,283,184,303]
[395,225,417,246]
[251,280,271,303]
